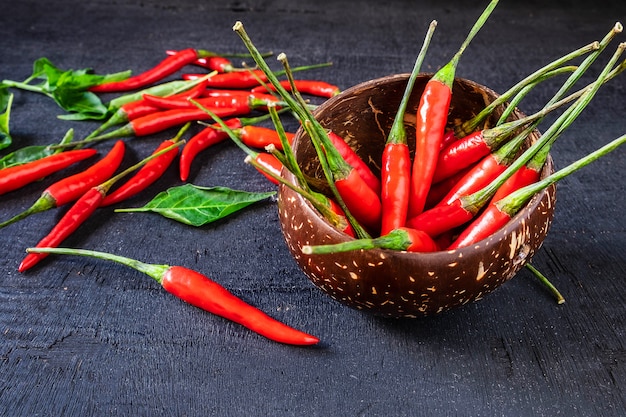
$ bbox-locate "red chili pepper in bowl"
[0,149,97,195]
[25,246,320,346]
[449,132,626,249]
[0,140,126,229]
[408,0,499,218]
[380,20,436,235]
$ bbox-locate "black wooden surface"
[1,1,625,416]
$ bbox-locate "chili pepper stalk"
[301,227,439,255]
[25,246,319,346]
[408,0,500,218]
[524,263,566,305]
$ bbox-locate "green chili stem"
[498,132,626,215]
[301,228,411,254]
[387,20,437,145]
[26,247,169,283]
[525,263,566,305]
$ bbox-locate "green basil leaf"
[115,184,276,226]
[0,88,12,150]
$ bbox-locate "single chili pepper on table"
[165,49,274,73]
[301,227,439,255]
[25,246,320,346]
[408,0,499,219]
[178,112,276,181]
[100,123,190,207]
[182,61,332,89]
[0,149,97,195]
[0,140,126,229]
[449,132,626,249]
[84,77,212,141]
[251,79,341,98]
[78,106,245,144]
[141,93,278,113]
[380,20,436,236]
[18,139,185,272]
[89,48,220,93]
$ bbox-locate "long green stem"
[498,132,626,215]
[387,20,437,145]
[463,43,625,210]
[525,263,566,305]
[301,228,412,254]
[26,247,169,283]
[433,0,499,88]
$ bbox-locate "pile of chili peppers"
[1,43,342,346]
[2,1,625,345]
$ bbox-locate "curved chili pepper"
[25,247,320,346]
[408,0,499,218]
[89,48,215,93]
[100,138,182,207]
[251,79,340,98]
[249,152,283,185]
[0,149,97,195]
[301,227,438,254]
[0,140,126,229]
[327,131,381,195]
[234,125,294,150]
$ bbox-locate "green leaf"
[0,129,74,169]
[115,184,276,226]
[3,57,130,120]
[0,87,12,151]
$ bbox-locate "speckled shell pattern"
[277,74,557,318]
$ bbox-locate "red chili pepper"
[234,125,294,150]
[449,132,626,249]
[424,165,474,209]
[0,149,97,195]
[24,247,320,346]
[19,187,106,272]
[100,138,182,207]
[249,152,283,185]
[435,133,524,208]
[183,70,269,89]
[179,119,242,182]
[327,131,381,195]
[85,107,245,143]
[251,79,341,98]
[447,164,540,249]
[89,48,213,93]
[142,94,277,114]
[379,23,435,236]
[408,0,498,218]
[334,169,382,233]
[0,141,126,229]
[301,226,439,254]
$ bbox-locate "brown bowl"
[277,74,556,318]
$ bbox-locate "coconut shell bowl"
[277,74,556,318]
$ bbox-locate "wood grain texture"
[1,0,624,416]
